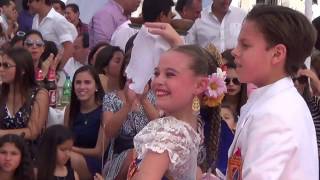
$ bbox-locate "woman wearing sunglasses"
[23,30,58,79]
[0,47,49,155]
[221,49,248,117]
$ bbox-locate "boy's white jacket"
[228,77,319,179]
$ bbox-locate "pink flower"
[205,72,227,98]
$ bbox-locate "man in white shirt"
[29,0,77,69]
[185,0,246,52]
[174,0,202,20]
[63,33,89,80]
[110,20,139,52]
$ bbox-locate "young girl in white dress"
[125,42,227,180]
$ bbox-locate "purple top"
[88,0,128,47]
[18,10,34,33]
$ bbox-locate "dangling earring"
[192,96,200,113]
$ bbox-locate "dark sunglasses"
[24,39,44,48]
[292,76,308,84]
[27,0,35,3]
[225,77,240,85]
[0,62,16,69]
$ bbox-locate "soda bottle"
[47,68,57,108]
[35,69,45,88]
[61,75,72,106]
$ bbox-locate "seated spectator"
[64,66,105,180]
[0,134,35,180]
[23,30,52,79]
[102,65,159,179]
[175,0,202,20]
[52,0,66,15]
[30,0,77,70]
[88,42,110,66]
[37,125,80,180]
[94,45,124,92]
[63,33,90,80]
[221,49,247,116]
[0,48,49,154]
[65,3,88,35]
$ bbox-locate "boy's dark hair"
[52,0,65,10]
[175,0,194,13]
[142,0,174,22]
[66,3,79,13]
[246,5,317,76]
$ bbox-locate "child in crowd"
[36,125,79,180]
[0,134,35,180]
[227,5,318,179]
[127,44,225,179]
[220,104,237,133]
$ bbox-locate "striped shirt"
[306,96,320,155]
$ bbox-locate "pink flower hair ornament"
[204,68,227,107]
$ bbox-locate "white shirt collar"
[249,77,294,103]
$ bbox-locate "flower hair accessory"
[204,68,227,107]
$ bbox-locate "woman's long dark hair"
[222,49,248,116]
[68,65,105,127]
[36,125,73,180]
[0,48,38,125]
[0,134,35,180]
[94,45,123,74]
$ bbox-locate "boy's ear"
[195,76,208,95]
[271,44,287,65]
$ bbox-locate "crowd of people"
[0,0,320,179]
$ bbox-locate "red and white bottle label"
[49,90,57,106]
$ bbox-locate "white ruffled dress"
[133,116,201,180]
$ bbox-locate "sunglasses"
[225,77,240,85]
[0,62,16,69]
[292,76,308,84]
[24,39,44,48]
[27,0,35,3]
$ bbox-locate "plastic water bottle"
[61,75,72,106]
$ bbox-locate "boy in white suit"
[227,5,319,180]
